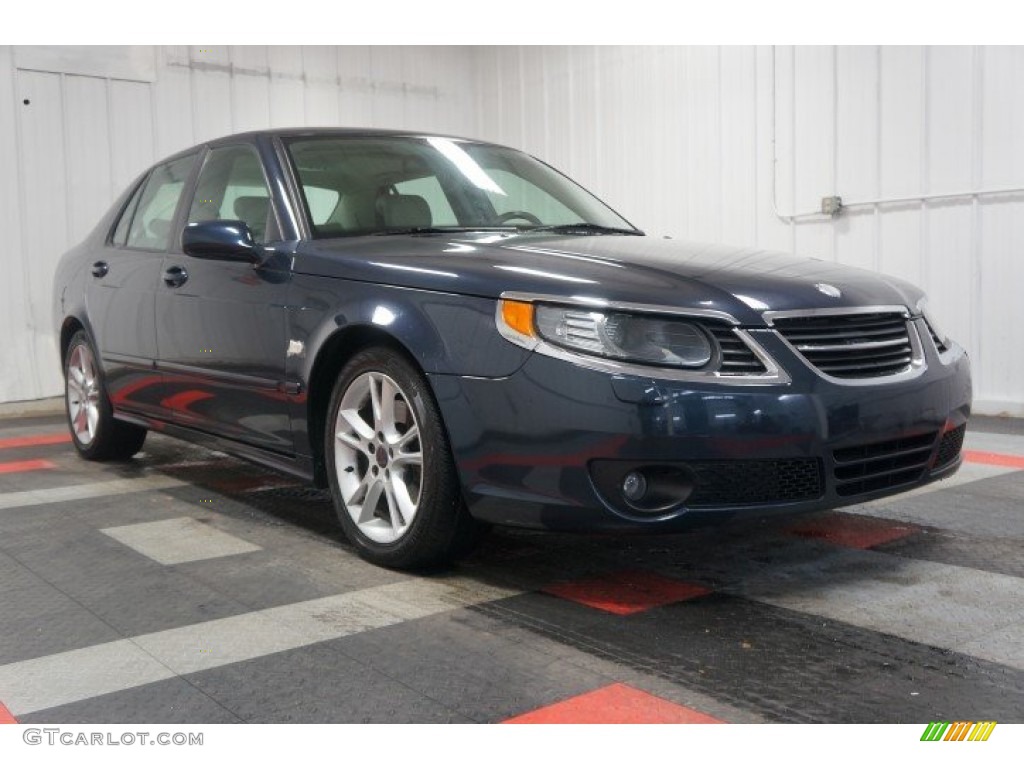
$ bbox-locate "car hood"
[290,233,924,326]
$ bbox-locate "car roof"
[158,127,506,162]
[144,128,517,176]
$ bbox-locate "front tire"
[324,347,479,569]
[64,330,147,461]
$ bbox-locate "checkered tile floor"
[1,414,1023,723]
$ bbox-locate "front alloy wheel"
[333,371,423,544]
[325,347,480,569]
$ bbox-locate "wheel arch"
[59,316,89,365]
[306,324,431,487]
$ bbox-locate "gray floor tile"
[21,676,243,724]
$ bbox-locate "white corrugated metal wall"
[475,46,1024,417]
[4,45,1023,416]
[0,45,478,405]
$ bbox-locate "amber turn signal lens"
[500,300,536,338]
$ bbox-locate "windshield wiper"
[372,226,516,236]
[526,223,644,236]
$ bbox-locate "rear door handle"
[91,261,109,278]
[163,265,189,288]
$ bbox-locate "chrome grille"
[773,312,914,379]
[704,325,767,375]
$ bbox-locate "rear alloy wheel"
[325,348,479,568]
[64,330,146,460]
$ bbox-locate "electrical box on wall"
[820,196,843,217]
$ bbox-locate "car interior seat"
[376,194,432,230]
[233,196,270,242]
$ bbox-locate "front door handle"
[163,265,189,288]
[91,261,109,278]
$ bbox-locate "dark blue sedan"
[53,129,971,568]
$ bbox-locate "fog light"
[622,471,647,501]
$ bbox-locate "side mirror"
[182,220,258,262]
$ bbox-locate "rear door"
[86,153,197,416]
[155,143,293,453]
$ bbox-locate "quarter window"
[125,154,196,251]
[188,145,273,243]
[111,180,145,246]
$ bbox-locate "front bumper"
[430,319,972,532]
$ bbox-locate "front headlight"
[496,296,790,384]
[498,299,714,369]
[534,305,712,368]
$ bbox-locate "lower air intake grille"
[774,312,914,379]
[832,431,938,497]
[935,424,966,468]
[703,325,767,376]
[686,458,823,506]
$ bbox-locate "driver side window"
[187,145,274,244]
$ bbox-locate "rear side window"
[126,154,196,251]
[111,180,145,246]
[187,145,273,243]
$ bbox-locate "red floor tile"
[542,569,711,615]
[504,683,724,724]
[786,512,919,549]
[0,700,16,724]
[964,450,1024,470]
[0,432,70,450]
[0,458,56,475]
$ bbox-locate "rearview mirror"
[182,220,258,262]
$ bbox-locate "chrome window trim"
[794,337,911,353]
[766,307,928,386]
[495,293,790,386]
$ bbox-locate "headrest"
[377,194,432,229]
[233,196,270,237]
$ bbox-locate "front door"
[155,143,293,453]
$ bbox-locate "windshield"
[284,136,638,238]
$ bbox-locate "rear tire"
[64,330,147,461]
[324,347,480,569]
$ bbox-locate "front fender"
[285,275,531,471]
[286,275,530,383]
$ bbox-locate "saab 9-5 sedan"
[53,129,971,568]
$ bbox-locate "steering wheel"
[495,210,542,226]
